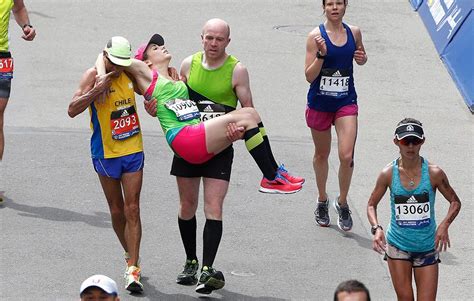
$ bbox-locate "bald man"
[176,18,255,294]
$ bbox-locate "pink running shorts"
[171,123,215,164]
[305,104,358,131]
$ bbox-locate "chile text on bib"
[165,99,200,121]
[394,192,431,228]
[110,106,140,140]
[0,58,13,80]
[319,68,349,97]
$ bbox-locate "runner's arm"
[430,165,461,252]
[305,29,325,83]
[351,26,367,65]
[227,63,253,141]
[68,68,110,118]
[233,63,253,108]
[367,165,391,254]
[12,0,36,41]
[179,55,193,83]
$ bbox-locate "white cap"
[80,274,118,296]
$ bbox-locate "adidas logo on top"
[406,196,418,203]
[203,105,213,112]
[121,110,130,117]
[332,70,342,77]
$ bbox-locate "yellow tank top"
[0,0,13,52]
[88,72,143,159]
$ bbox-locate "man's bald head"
[202,18,231,38]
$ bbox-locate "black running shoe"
[176,259,199,285]
[314,200,330,227]
[333,197,353,231]
[195,266,225,294]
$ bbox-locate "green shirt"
[148,72,200,145]
[187,51,239,108]
[0,0,14,52]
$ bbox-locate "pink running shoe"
[259,173,302,194]
[278,164,305,185]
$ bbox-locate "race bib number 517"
[0,58,13,79]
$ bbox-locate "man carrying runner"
[144,19,303,294]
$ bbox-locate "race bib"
[0,57,13,80]
[110,106,140,140]
[394,192,431,228]
[196,100,226,122]
[319,68,349,96]
[165,99,200,121]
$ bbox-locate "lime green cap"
[104,36,132,66]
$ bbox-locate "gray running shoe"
[176,259,199,285]
[333,198,353,231]
[314,200,330,227]
[195,266,225,294]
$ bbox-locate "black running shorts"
[170,145,234,181]
[0,52,12,99]
[0,78,11,99]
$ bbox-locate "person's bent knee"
[240,107,259,122]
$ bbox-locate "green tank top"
[147,71,200,145]
[0,0,14,51]
[187,52,239,108]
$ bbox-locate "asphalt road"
[1,1,472,300]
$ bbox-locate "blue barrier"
[413,0,474,112]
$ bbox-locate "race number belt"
[165,99,200,121]
[196,100,233,122]
[110,106,140,140]
[394,192,431,228]
[0,57,13,80]
[319,68,350,96]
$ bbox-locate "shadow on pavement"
[326,224,373,251]
[1,195,111,228]
[132,277,287,300]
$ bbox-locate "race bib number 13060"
[394,192,431,228]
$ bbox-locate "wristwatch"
[316,51,326,59]
[371,225,383,235]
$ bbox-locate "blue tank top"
[307,23,357,112]
[387,157,436,252]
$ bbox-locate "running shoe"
[314,200,330,227]
[124,252,141,278]
[333,197,353,231]
[125,265,143,293]
[195,266,225,294]
[278,164,305,185]
[176,259,199,285]
[259,173,302,194]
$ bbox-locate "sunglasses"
[399,136,423,146]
